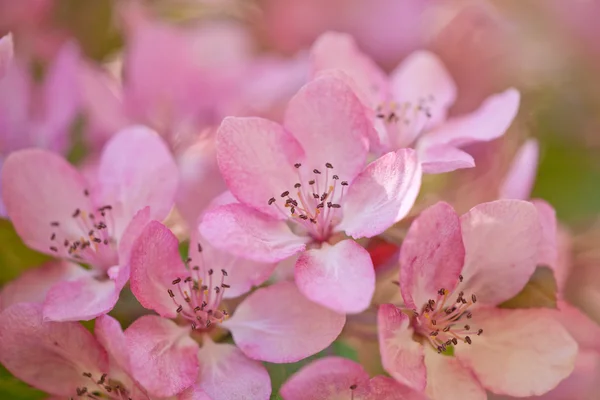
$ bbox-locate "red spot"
[367,238,399,270]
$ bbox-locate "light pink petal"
[97,125,178,238]
[338,149,421,238]
[310,32,388,107]
[389,51,457,146]
[377,304,426,391]
[423,345,486,400]
[1,149,93,257]
[216,116,303,218]
[224,281,345,362]
[284,74,371,181]
[0,33,13,78]
[199,203,308,263]
[499,139,539,200]
[197,338,271,400]
[455,308,578,397]
[0,303,108,396]
[125,315,199,397]
[556,302,600,353]
[369,376,428,400]
[418,144,476,174]
[130,221,189,318]
[191,228,276,299]
[117,206,152,264]
[295,239,375,314]
[179,386,213,400]
[95,314,132,374]
[176,131,227,226]
[42,269,123,321]
[420,88,520,149]
[280,356,370,400]
[42,42,81,153]
[400,202,465,309]
[458,200,541,305]
[532,199,559,274]
[0,261,86,311]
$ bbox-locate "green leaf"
[499,266,557,309]
[0,219,51,285]
[0,366,45,400]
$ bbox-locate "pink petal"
[224,281,345,363]
[420,88,520,149]
[295,239,375,314]
[117,206,152,264]
[0,303,108,396]
[216,116,303,219]
[284,74,371,181]
[377,304,426,391]
[310,32,388,108]
[389,51,457,146]
[190,228,276,299]
[280,356,370,400]
[179,386,213,400]
[0,261,86,311]
[455,308,578,397]
[197,338,271,400]
[95,314,132,374]
[130,221,189,318]
[199,203,308,263]
[499,139,539,200]
[1,149,93,257]
[532,199,559,274]
[338,149,421,239]
[42,269,124,321]
[423,345,486,400]
[555,302,600,354]
[458,200,541,305]
[125,315,199,397]
[369,376,428,400]
[42,42,81,153]
[0,33,13,78]
[400,202,465,309]
[176,131,227,226]
[97,125,178,238]
[418,144,476,174]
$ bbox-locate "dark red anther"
[308,180,315,185]
[50,233,56,240]
[184,276,192,283]
[325,163,333,169]
[471,294,477,303]
[464,325,470,331]
[176,305,183,313]
[452,338,458,345]
[459,274,464,282]
[50,221,60,227]
[341,181,348,186]
[221,269,228,276]
[313,169,321,174]
[294,183,301,188]
[167,289,175,298]
[172,278,181,285]
[84,189,89,196]
[332,175,339,180]
[350,384,357,390]
[477,329,483,336]
[465,336,472,344]
[208,269,214,275]
[72,208,81,218]
[50,246,58,252]
[294,163,301,168]
[281,191,290,197]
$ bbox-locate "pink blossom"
[0,126,178,321]
[0,33,12,78]
[129,221,346,398]
[199,75,422,314]
[310,32,521,173]
[378,200,578,399]
[0,302,185,399]
[280,356,427,400]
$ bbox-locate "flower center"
[166,243,229,330]
[413,283,483,354]
[267,162,348,241]
[74,372,138,400]
[375,96,435,147]
[48,189,118,270]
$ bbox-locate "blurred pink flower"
[0,303,185,399]
[378,200,577,399]
[199,75,422,314]
[257,0,432,69]
[310,32,520,173]
[0,127,178,321]
[128,221,345,398]
[280,356,427,400]
[0,33,12,78]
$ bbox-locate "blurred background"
[0,0,599,397]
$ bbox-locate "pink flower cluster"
[0,3,596,400]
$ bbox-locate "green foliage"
[499,266,557,309]
[0,366,45,400]
[0,219,51,285]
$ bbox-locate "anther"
[308,180,315,185]
[197,243,203,252]
[50,221,59,227]
[168,289,175,298]
[222,284,230,288]
[208,269,214,275]
[477,329,483,336]
[471,294,477,303]
[332,175,339,180]
[83,372,92,378]
[221,269,228,276]
[465,336,472,344]
[350,384,357,390]
[467,312,473,319]
[294,183,301,188]
[184,277,192,283]
[268,197,276,205]
[294,163,301,168]
[172,278,181,285]
[341,181,348,186]
[325,163,333,169]
[464,325,470,330]
[459,274,464,282]
[84,189,89,196]
[50,233,56,240]
[49,246,58,252]
[281,191,290,197]
[313,169,321,174]
[452,338,458,345]
[176,305,183,313]
[72,208,80,218]
[98,373,107,384]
